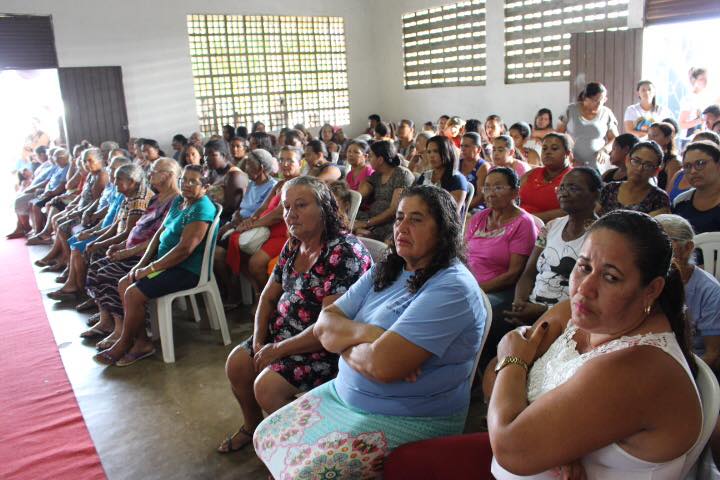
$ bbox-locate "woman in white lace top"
[487,210,702,479]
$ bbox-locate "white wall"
[0,0,377,150]
[368,0,646,129]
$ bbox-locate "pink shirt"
[465,208,538,284]
[346,164,374,191]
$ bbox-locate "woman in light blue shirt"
[253,185,487,479]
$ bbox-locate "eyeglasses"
[555,184,584,194]
[682,159,709,173]
[629,157,659,171]
[179,178,203,186]
[482,185,512,194]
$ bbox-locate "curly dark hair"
[281,176,348,242]
[373,185,465,293]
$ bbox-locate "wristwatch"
[495,355,529,374]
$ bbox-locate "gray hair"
[248,149,276,173]
[115,163,145,185]
[415,131,433,142]
[279,145,303,163]
[153,157,182,178]
[655,214,695,243]
[109,156,132,168]
[82,147,103,164]
[100,141,120,153]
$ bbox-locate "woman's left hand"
[496,322,548,365]
[133,265,152,282]
[554,460,587,480]
[254,343,283,372]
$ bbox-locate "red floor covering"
[0,238,105,480]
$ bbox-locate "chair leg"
[189,294,201,323]
[239,274,253,305]
[202,290,219,330]
[156,297,176,363]
[148,300,159,341]
[208,282,231,346]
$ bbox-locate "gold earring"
[644,304,652,316]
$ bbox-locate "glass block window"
[402,0,487,89]
[187,14,350,135]
[504,0,629,83]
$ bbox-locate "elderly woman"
[215,146,303,303]
[415,135,469,216]
[94,165,218,366]
[672,140,720,235]
[27,148,71,243]
[354,140,415,241]
[305,139,341,182]
[656,214,720,372]
[204,139,248,223]
[505,167,600,327]
[225,149,277,228]
[81,159,180,341]
[466,167,539,366]
[558,82,619,171]
[252,186,486,478]
[217,176,371,452]
[599,140,670,216]
[386,211,701,480]
[47,162,153,301]
[518,133,573,222]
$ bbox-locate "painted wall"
[0,0,377,150]
[367,0,645,130]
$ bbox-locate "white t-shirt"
[679,90,713,139]
[623,103,674,136]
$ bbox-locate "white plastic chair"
[358,236,389,263]
[681,355,720,479]
[461,182,475,236]
[149,203,231,363]
[470,289,493,393]
[347,190,362,230]
[695,232,720,281]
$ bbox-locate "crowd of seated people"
[9,77,720,478]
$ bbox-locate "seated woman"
[505,167,600,327]
[465,167,539,366]
[599,140,670,216]
[81,159,180,342]
[229,136,248,169]
[354,140,415,242]
[344,140,373,191]
[47,162,153,301]
[601,133,639,183]
[93,165,217,366]
[179,143,203,167]
[415,135,469,216]
[647,122,681,191]
[530,108,555,143]
[204,139,248,224]
[407,132,431,175]
[253,185,486,478]
[386,213,702,479]
[224,149,278,227]
[509,122,541,166]
[668,131,720,203]
[396,119,416,159]
[460,132,490,209]
[657,214,720,372]
[217,176,371,452]
[442,116,464,147]
[672,140,720,235]
[518,133,574,223]
[305,139,341,183]
[492,135,531,178]
[215,146,302,302]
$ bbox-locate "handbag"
[237,227,270,255]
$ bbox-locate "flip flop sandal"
[115,349,156,367]
[86,313,101,326]
[80,325,113,339]
[93,351,119,366]
[96,336,119,351]
[217,426,254,453]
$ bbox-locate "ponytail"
[659,264,697,377]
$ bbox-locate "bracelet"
[495,355,529,374]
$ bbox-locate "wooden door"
[58,66,129,147]
[569,29,643,123]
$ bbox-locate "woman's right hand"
[555,460,587,480]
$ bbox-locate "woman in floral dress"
[217,176,372,453]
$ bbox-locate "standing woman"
[647,122,681,191]
[344,140,374,191]
[599,140,670,216]
[519,133,574,223]
[558,82,619,171]
[679,67,710,145]
[354,141,415,241]
[415,135,468,216]
[624,80,673,138]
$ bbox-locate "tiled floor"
[27,244,487,480]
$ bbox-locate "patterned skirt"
[253,381,467,480]
[85,255,141,315]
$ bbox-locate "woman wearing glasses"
[94,164,218,366]
[465,167,539,368]
[599,140,670,216]
[672,140,720,235]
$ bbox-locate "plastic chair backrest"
[197,202,223,285]
[681,355,720,478]
[470,289,493,391]
[358,236,389,263]
[461,182,475,236]
[347,190,362,230]
[695,232,720,281]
